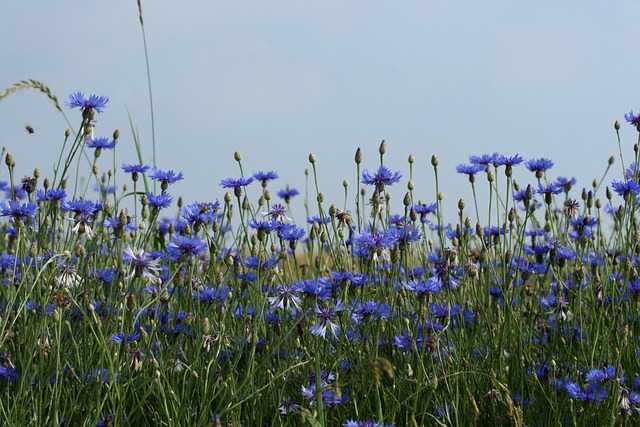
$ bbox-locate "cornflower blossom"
[0,200,38,223]
[585,366,616,383]
[244,255,279,270]
[351,301,392,325]
[86,137,115,150]
[67,92,109,114]
[310,301,345,339]
[144,192,173,211]
[57,262,81,288]
[277,224,305,243]
[44,189,67,204]
[0,366,19,381]
[611,179,640,199]
[625,110,640,129]
[123,246,162,284]
[361,166,402,192]
[181,201,219,230]
[110,332,140,344]
[492,153,524,176]
[220,176,254,189]
[344,421,396,427]
[193,286,230,304]
[277,185,299,203]
[455,163,486,182]
[411,202,438,224]
[268,283,302,311]
[565,381,608,403]
[279,399,302,414]
[306,215,330,225]
[352,229,398,262]
[555,176,576,192]
[536,183,563,202]
[296,279,332,301]
[166,235,208,262]
[525,158,554,177]
[262,203,292,223]
[149,167,183,191]
[122,163,150,176]
[469,153,495,167]
[253,170,279,186]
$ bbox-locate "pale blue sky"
[1,1,640,224]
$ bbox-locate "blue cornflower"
[253,170,279,186]
[245,255,279,270]
[110,332,140,344]
[525,158,554,176]
[149,167,184,191]
[0,366,19,381]
[565,381,608,403]
[122,163,150,182]
[277,224,305,243]
[296,279,332,301]
[193,285,230,304]
[625,110,640,129]
[0,200,38,223]
[181,201,219,230]
[220,176,254,189]
[536,183,563,204]
[61,199,100,216]
[67,92,109,114]
[469,153,495,167]
[306,215,331,225]
[351,301,392,325]
[86,137,115,150]
[585,366,616,383]
[277,185,299,203]
[456,163,486,182]
[361,166,402,191]
[44,188,67,203]
[122,163,150,174]
[493,153,523,176]
[611,179,640,200]
[310,301,344,339]
[248,218,279,235]
[411,202,438,224]
[555,176,576,191]
[493,153,524,167]
[387,224,422,246]
[167,235,208,261]
[352,228,398,261]
[144,192,173,211]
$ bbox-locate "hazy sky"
[2,1,640,225]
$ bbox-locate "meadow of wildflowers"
[0,83,640,426]
[2,5,640,426]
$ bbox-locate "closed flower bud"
[113,129,120,140]
[343,179,349,188]
[234,151,242,161]
[408,153,415,164]
[431,154,438,167]
[308,153,316,164]
[5,153,14,168]
[615,120,621,130]
[407,179,414,191]
[608,156,615,166]
[355,147,362,164]
[379,140,386,154]
[458,198,465,211]
[403,192,411,206]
